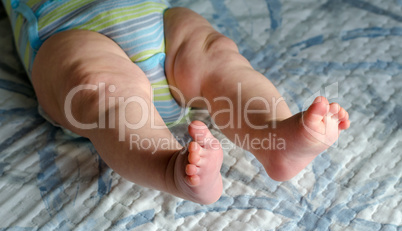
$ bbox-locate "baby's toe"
[188,121,215,147]
[185,164,198,176]
[304,97,329,124]
[329,103,340,116]
[188,142,201,165]
[314,96,329,105]
[339,120,350,130]
[186,175,200,186]
[338,107,349,121]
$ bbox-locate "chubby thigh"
[4,0,189,125]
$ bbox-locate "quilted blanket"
[0,0,401,230]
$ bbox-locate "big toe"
[304,96,329,124]
[188,121,216,148]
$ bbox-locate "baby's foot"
[302,96,350,147]
[173,121,223,204]
[256,96,350,181]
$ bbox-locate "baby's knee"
[164,7,239,62]
[201,32,247,71]
[164,8,247,100]
[62,58,150,125]
[203,32,238,55]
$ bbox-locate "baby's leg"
[164,8,350,181]
[32,30,222,204]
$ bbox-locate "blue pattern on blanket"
[0,0,401,230]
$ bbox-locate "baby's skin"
[31,7,350,204]
[171,96,348,204]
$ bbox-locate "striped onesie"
[1,0,188,124]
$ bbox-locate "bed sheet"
[0,0,401,230]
